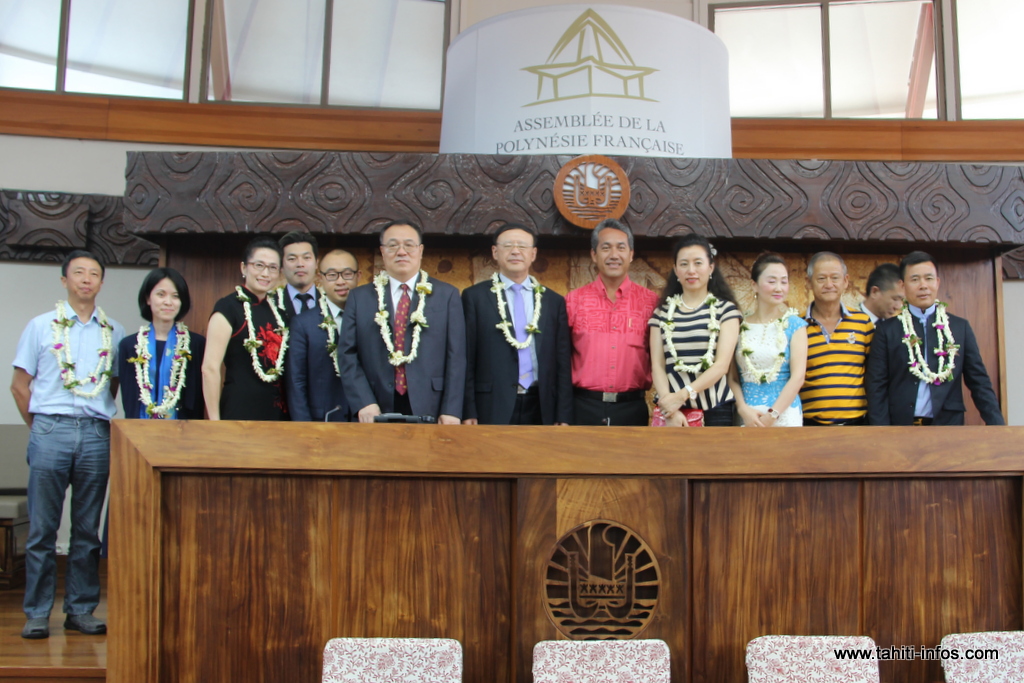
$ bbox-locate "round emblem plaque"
[543,519,660,639]
[554,155,631,229]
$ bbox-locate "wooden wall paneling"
[514,478,689,683]
[995,255,1009,421]
[159,474,334,683]
[126,152,1024,249]
[862,478,1023,683]
[107,423,164,683]
[330,478,512,683]
[691,480,861,683]
[731,119,905,161]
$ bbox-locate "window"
[956,0,1024,118]
[711,0,939,119]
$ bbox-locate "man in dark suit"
[286,249,359,422]
[276,231,320,322]
[462,223,572,425]
[866,251,1004,425]
[339,220,465,424]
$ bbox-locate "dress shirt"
[860,301,879,324]
[286,283,317,313]
[565,276,658,393]
[389,274,421,315]
[910,303,937,418]
[498,273,539,387]
[13,307,126,420]
[325,299,343,331]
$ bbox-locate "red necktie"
[394,284,411,395]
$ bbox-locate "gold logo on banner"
[544,520,660,639]
[555,155,631,229]
[522,9,658,106]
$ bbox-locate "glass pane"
[208,0,325,104]
[830,0,937,119]
[65,0,188,99]
[329,0,444,109]
[0,0,60,91]
[958,0,1024,118]
[714,4,824,117]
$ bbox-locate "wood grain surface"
[863,478,1023,683]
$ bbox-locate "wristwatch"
[767,408,780,420]
[684,385,695,402]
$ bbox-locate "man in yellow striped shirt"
[800,252,874,426]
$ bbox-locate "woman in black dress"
[118,267,205,419]
[202,238,289,420]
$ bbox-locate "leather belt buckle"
[602,392,617,403]
[517,385,528,395]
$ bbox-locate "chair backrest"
[322,637,462,683]
[940,631,1024,683]
[531,639,671,683]
[745,635,880,683]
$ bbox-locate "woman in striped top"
[648,235,742,427]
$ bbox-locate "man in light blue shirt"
[10,250,125,639]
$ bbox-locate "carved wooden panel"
[0,190,158,266]
[125,152,1024,246]
[1003,246,1024,279]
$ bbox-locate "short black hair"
[278,230,318,257]
[380,220,423,245]
[899,251,937,280]
[492,222,537,246]
[591,218,634,251]
[62,250,105,279]
[138,267,191,322]
[243,237,283,264]
[866,263,901,294]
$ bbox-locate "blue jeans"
[23,415,110,619]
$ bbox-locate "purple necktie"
[511,283,534,389]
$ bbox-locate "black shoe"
[64,614,106,635]
[21,617,49,639]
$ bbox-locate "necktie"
[394,284,411,395]
[296,292,313,311]
[511,283,534,389]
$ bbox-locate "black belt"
[803,415,866,426]
[516,385,539,396]
[913,416,934,426]
[573,388,646,403]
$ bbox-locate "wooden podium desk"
[108,422,1024,683]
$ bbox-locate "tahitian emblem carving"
[554,155,631,229]
[544,519,660,639]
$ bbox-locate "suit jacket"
[285,308,350,422]
[117,331,206,420]
[340,276,466,419]
[866,311,1003,425]
[462,279,573,425]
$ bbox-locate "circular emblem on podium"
[543,519,660,639]
[554,155,631,229]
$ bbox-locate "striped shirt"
[800,303,874,424]
[648,298,742,410]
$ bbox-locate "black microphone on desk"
[324,405,342,422]
[373,413,438,424]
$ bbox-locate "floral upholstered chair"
[745,635,880,683]
[532,639,670,682]
[322,637,462,682]
[940,631,1024,683]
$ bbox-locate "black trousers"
[510,389,543,425]
[702,402,735,427]
[573,396,649,426]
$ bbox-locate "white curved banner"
[440,4,731,158]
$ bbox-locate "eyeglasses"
[382,240,422,254]
[496,242,534,251]
[321,269,359,281]
[248,261,280,274]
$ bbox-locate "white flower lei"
[898,302,959,384]
[373,270,431,367]
[738,308,798,384]
[50,300,114,398]
[315,287,341,378]
[489,273,544,349]
[235,286,289,382]
[658,293,720,375]
[129,323,192,418]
